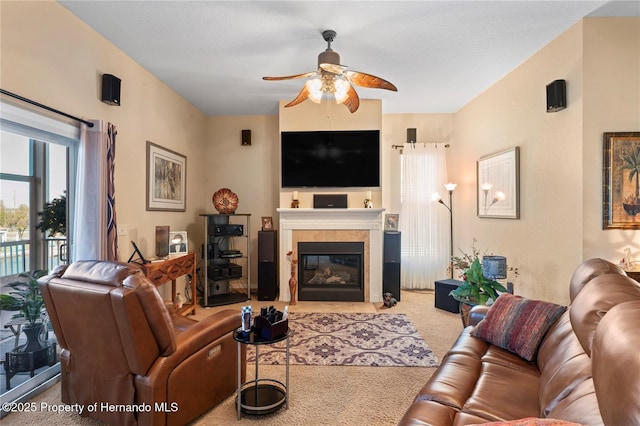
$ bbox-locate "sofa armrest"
[468,304,490,326]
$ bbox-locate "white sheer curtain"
[71,120,118,261]
[400,144,449,289]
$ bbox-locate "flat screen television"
[281,130,380,188]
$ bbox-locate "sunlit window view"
[1,130,68,402]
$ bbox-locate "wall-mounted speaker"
[546,79,566,113]
[407,128,417,144]
[241,129,251,146]
[101,74,121,106]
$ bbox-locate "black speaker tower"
[383,231,401,301]
[258,230,278,301]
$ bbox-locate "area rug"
[247,312,439,367]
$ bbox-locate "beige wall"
[452,18,640,304]
[205,114,279,283]
[2,2,637,303]
[583,18,640,260]
[1,1,208,296]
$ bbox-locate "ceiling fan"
[263,30,397,113]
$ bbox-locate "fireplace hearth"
[298,241,364,302]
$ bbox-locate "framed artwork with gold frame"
[603,132,640,230]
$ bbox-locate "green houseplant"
[35,194,66,236]
[449,257,508,306]
[0,270,48,352]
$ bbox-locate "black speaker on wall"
[241,129,251,146]
[101,74,121,106]
[258,230,278,301]
[407,128,417,144]
[383,231,401,301]
[546,79,566,112]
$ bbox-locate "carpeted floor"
[2,289,463,426]
[248,312,439,367]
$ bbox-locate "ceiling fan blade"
[263,71,317,81]
[344,70,397,91]
[284,85,310,108]
[342,84,360,113]
[319,63,347,75]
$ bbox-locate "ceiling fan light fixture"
[305,78,323,103]
[333,78,350,104]
[263,29,396,113]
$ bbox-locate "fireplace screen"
[298,242,364,302]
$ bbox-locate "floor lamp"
[432,183,457,279]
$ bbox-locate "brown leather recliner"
[39,260,246,426]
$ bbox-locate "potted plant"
[35,194,66,236]
[0,270,48,353]
[449,257,508,306]
[449,239,512,326]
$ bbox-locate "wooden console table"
[142,252,197,316]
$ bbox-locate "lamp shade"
[482,256,507,280]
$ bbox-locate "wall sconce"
[482,183,506,214]
[432,183,457,278]
[291,191,300,208]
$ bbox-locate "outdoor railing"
[0,238,66,277]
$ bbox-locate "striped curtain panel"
[106,124,118,261]
[72,121,118,261]
[400,143,449,289]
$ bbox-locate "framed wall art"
[477,146,520,219]
[146,141,187,211]
[603,132,640,230]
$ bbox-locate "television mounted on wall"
[281,130,380,188]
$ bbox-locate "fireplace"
[277,208,384,303]
[298,241,364,302]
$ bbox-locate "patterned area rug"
[247,312,439,367]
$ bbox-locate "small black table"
[434,279,464,313]
[233,327,290,419]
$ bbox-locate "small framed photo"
[169,231,188,254]
[262,216,273,230]
[384,214,399,232]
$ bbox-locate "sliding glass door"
[0,102,78,410]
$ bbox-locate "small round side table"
[233,327,290,419]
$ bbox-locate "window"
[0,102,79,406]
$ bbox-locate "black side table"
[233,328,290,419]
[434,279,463,313]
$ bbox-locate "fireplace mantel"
[277,208,385,303]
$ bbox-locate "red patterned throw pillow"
[471,293,566,361]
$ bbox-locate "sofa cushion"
[471,293,566,361]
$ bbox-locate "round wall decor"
[212,188,238,214]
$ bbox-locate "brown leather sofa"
[39,260,246,426]
[399,258,640,426]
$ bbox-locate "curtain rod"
[0,88,94,128]
[392,142,450,150]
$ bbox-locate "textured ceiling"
[59,1,639,116]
